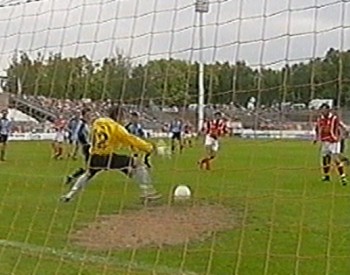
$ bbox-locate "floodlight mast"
[195,0,209,132]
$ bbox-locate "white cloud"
[0,0,349,73]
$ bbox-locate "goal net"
[0,0,350,274]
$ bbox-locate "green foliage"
[6,48,350,106]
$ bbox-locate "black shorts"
[87,153,134,175]
[340,139,346,154]
[0,134,8,144]
[171,132,181,141]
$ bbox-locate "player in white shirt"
[52,118,66,160]
[0,110,11,161]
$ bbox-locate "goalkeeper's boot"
[147,192,162,200]
[140,191,162,202]
[340,175,348,186]
[65,176,74,185]
[60,195,72,203]
[322,175,331,182]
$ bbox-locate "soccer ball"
[173,185,192,201]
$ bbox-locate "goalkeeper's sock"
[66,168,86,184]
[71,168,86,178]
[132,165,159,197]
[133,165,151,184]
[65,173,91,199]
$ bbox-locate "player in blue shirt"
[65,108,92,184]
[169,117,183,153]
[125,111,150,163]
[67,113,80,160]
[0,110,11,161]
[125,111,145,138]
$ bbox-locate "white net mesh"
[1,0,350,274]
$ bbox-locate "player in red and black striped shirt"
[314,103,347,185]
[334,108,350,165]
[198,112,227,170]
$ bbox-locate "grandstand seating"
[9,95,57,122]
[4,92,320,132]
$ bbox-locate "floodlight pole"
[195,0,209,132]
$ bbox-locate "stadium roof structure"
[8,108,39,123]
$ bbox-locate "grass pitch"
[0,139,349,275]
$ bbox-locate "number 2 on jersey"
[92,129,109,149]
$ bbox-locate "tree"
[6,48,350,107]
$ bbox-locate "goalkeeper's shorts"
[87,153,134,176]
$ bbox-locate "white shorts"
[321,141,341,156]
[204,135,219,152]
[183,133,192,139]
[54,132,65,143]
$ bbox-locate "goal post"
[0,0,350,275]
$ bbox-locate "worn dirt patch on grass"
[71,204,236,250]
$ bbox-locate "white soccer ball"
[173,185,192,200]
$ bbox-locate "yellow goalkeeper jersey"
[90,117,153,155]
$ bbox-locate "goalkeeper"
[65,110,149,184]
[60,105,161,202]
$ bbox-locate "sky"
[0,0,349,75]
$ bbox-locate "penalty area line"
[0,239,198,275]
